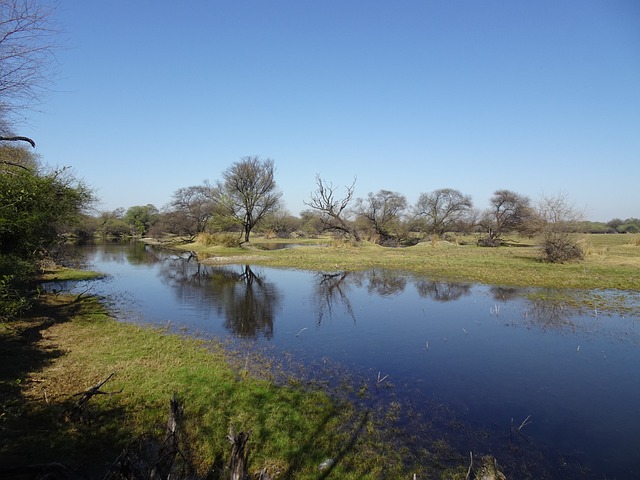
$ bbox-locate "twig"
[517,414,532,432]
[296,327,308,337]
[376,371,389,386]
[67,372,121,418]
[466,451,473,479]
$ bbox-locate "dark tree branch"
[0,135,35,147]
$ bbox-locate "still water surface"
[63,241,640,479]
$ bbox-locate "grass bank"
[173,234,640,292]
[0,292,469,479]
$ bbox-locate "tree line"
[67,154,635,264]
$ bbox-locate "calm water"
[60,241,640,479]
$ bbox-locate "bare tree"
[355,189,407,244]
[537,192,584,262]
[0,0,59,131]
[215,156,282,243]
[414,188,473,236]
[305,174,360,241]
[479,189,534,245]
[168,184,216,237]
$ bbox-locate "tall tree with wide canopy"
[168,185,216,237]
[355,189,407,243]
[479,189,534,244]
[216,156,282,242]
[414,188,473,236]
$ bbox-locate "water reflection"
[146,250,281,339]
[68,242,640,480]
[313,271,356,325]
[415,279,472,302]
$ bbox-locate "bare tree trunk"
[228,426,250,480]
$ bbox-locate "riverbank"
[1,291,471,479]
[161,233,640,291]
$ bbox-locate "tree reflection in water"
[313,271,355,325]
[219,265,279,338]
[156,254,280,338]
[414,279,472,302]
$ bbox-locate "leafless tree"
[215,156,282,243]
[413,188,473,236]
[305,174,360,241]
[355,189,407,244]
[537,192,584,262]
[167,184,216,237]
[0,0,59,131]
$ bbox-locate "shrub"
[540,233,584,263]
[195,233,240,247]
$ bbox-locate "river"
[56,240,640,479]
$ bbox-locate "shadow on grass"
[0,297,134,478]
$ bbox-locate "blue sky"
[26,0,640,221]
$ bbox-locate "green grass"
[1,294,468,479]
[40,266,105,282]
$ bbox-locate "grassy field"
[0,293,469,479]
[174,233,640,292]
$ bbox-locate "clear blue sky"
[27,0,640,221]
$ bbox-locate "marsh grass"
[39,266,105,282]
[1,294,470,479]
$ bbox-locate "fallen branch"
[66,372,121,418]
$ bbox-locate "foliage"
[0,254,35,319]
[0,158,92,257]
[578,221,615,234]
[123,204,158,235]
[298,209,324,237]
[214,156,282,243]
[0,146,93,319]
[96,208,129,238]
